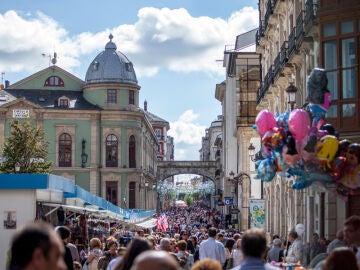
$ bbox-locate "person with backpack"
[176,240,194,270]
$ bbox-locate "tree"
[0,119,53,173]
[184,193,194,207]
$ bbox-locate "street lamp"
[81,139,88,168]
[248,143,265,199]
[228,171,251,230]
[285,82,298,110]
[248,143,265,164]
[228,170,251,185]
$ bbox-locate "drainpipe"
[98,118,102,197]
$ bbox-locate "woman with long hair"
[322,247,359,270]
[113,237,152,270]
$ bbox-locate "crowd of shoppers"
[6,201,360,270]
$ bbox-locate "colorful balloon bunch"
[253,68,360,200]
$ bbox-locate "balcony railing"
[273,54,281,78]
[263,0,273,33]
[280,41,288,64]
[257,66,273,104]
[296,11,304,48]
[288,27,296,58]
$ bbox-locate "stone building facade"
[0,35,166,210]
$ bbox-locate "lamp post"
[248,143,265,199]
[228,170,251,230]
[81,139,88,168]
[285,82,298,111]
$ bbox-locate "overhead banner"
[249,199,265,229]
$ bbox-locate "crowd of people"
[6,201,360,270]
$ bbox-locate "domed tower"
[83,34,140,108]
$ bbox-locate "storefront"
[0,174,155,269]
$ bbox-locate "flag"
[156,213,168,231]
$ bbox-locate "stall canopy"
[0,174,155,223]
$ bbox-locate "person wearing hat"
[55,226,74,270]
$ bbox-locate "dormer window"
[92,61,99,71]
[44,76,64,87]
[58,96,70,108]
[125,63,133,72]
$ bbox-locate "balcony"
[257,66,274,104]
[215,150,221,160]
[273,41,289,79]
[263,0,273,34]
[304,0,318,34]
[288,27,296,58]
[296,12,305,49]
[272,0,286,13]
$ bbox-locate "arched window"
[129,135,136,168]
[59,133,71,167]
[106,134,118,167]
[44,76,64,87]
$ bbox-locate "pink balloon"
[288,109,311,143]
[255,110,277,137]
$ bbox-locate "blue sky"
[0,0,258,161]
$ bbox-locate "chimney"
[144,100,147,111]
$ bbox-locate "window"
[59,133,71,167]
[106,181,118,205]
[129,90,135,105]
[321,19,360,130]
[44,76,64,87]
[129,135,136,168]
[59,98,69,108]
[106,134,118,167]
[155,129,162,140]
[107,89,117,104]
[129,181,136,209]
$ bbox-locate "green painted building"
[0,34,159,210]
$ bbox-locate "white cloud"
[0,6,258,78]
[168,109,205,145]
[168,110,206,160]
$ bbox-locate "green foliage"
[184,193,194,206]
[0,119,53,174]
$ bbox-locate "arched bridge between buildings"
[157,161,218,182]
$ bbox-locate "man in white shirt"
[199,227,226,266]
[285,230,303,264]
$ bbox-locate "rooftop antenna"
[51,52,57,65]
[1,72,4,85]
[42,53,51,66]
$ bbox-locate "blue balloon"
[276,110,290,132]
[254,158,277,182]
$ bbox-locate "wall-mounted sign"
[4,210,16,229]
[13,109,30,118]
[224,197,234,205]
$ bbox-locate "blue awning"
[0,174,155,223]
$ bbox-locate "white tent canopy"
[134,218,157,229]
